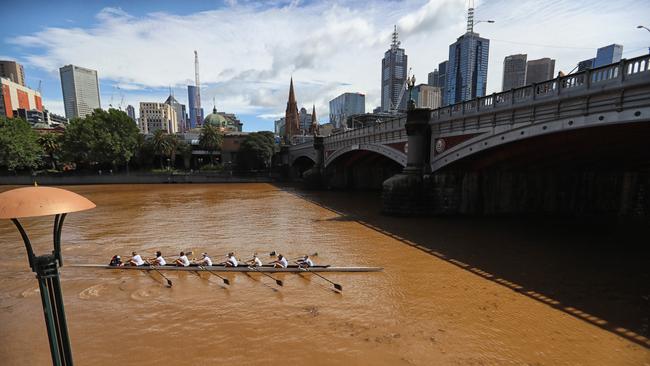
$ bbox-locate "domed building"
[202,106,243,132]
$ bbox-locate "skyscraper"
[525,58,555,85]
[594,44,623,67]
[0,60,25,86]
[139,102,178,134]
[164,93,186,132]
[438,61,448,106]
[577,58,595,72]
[284,77,300,142]
[502,54,527,91]
[187,85,203,129]
[329,92,365,129]
[428,70,439,87]
[59,64,101,119]
[445,10,490,106]
[412,84,441,109]
[381,26,408,112]
[126,105,136,122]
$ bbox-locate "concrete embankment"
[0,173,273,185]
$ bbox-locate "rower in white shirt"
[129,251,145,266]
[297,254,314,268]
[225,252,238,267]
[194,253,212,266]
[246,253,263,267]
[271,254,288,268]
[151,251,166,266]
[174,251,190,267]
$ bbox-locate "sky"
[2,0,649,132]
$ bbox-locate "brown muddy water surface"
[0,184,648,365]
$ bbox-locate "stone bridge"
[282,54,650,215]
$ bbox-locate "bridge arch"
[324,143,406,168]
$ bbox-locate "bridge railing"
[322,115,407,150]
[433,53,650,123]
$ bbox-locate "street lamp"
[638,25,650,32]
[0,186,95,366]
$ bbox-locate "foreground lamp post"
[0,186,96,366]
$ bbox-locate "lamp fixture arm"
[11,218,36,271]
[53,213,67,266]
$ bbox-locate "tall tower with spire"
[309,104,319,135]
[284,78,300,143]
[381,25,408,112]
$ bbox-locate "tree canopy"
[199,124,223,165]
[237,131,276,170]
[0,116,43,171]
[61,108,140,169]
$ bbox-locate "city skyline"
[1,0,649,131]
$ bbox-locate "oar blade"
[167,279,173,287]
[334,283,343,291]
[223,278,230,285]
[276,279,284,287]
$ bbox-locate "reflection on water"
[0,184,648,365]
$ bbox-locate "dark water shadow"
[273,183,650,349]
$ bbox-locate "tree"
[151,130,171,169]
[0,116,43,171]
[38,133,61,170]
[165,133,179,170]
[61,108,139,171]
[237,131,277,171]
[177,140,193,170]
[199,124,222,166]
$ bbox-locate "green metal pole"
[37,274,63,366]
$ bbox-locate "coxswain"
[109,255,123,267]
[194,253,212,266]
[150,251,166,266]
[246,253,263,267]
[225,252,238,267]
[297,254,314,268]
[174,251,190,267]
[128,251,145,266]
[272,254,288,268]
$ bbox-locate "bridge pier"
[302,136,325,189]
[382,108,432,216]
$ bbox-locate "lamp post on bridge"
[0,186,96,366]
[638,25,650,53]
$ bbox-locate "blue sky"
[2,0,649,132]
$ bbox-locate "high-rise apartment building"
[187,85,203,129]
[329,92,365,129]
[139,102,178,134]
[381,26,408,112]
[59,64,101,119]
[0,61,25,86]
[412,84,441,109]
[502,54,527,91]
[525,58,555,85]
[594,44,623,67]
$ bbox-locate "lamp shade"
[0,187,95,219]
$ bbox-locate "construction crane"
[37,80,42,94]
[390,67,412,114]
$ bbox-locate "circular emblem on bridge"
[435,139,446,153]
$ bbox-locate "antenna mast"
[467,0,475,33]
[391,25,400,49]
[194,50,202,126]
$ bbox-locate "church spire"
[284,77,300,143]
[310,104,319,135]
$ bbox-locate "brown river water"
[0,183,648,365]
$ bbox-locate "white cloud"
[10,0,650,126]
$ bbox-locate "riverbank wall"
[0,173,273,185]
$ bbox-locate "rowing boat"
[71,264,383,273]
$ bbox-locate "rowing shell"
[71,264,383,273]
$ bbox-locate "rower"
[151,251,166,266]
[109,255,123,267]
[225,252,238,267]
[271,254,288,268]
[174,251,190,267]
[297,254,314,268]
[194,253,212,266]
[246,253,263,267]
[128,251,146,266]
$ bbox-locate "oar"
[289,253,318,261]
[198,265,230,286]
[297,263,342,291]
[245,261,283,287]
[144,260,173,287]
